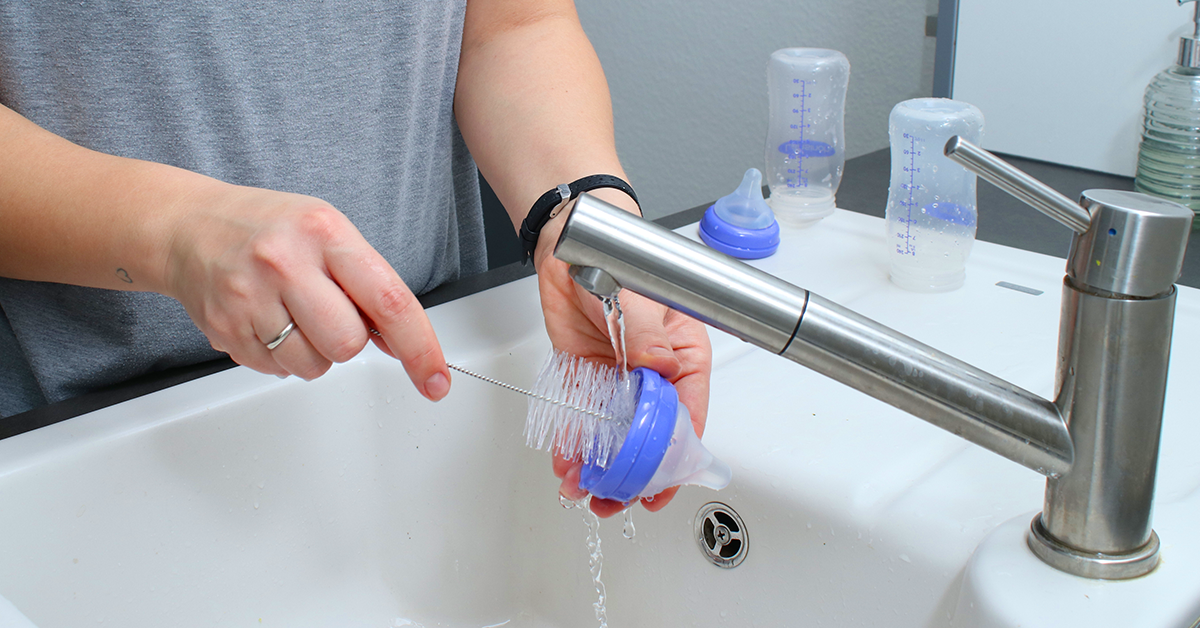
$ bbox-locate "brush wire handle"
[445,363,617,422]
[370,326,631,467]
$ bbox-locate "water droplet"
[622,507,636,539]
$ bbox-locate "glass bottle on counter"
[1135,0,1200,227]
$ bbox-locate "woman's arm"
[0,104,452,399]
[455,0,713,516]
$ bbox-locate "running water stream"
[565,293,637,628]
[601,295,627,381]
[562,495,609,628]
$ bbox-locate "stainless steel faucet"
[553,139,1192,580]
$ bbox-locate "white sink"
[1,209,1198,627]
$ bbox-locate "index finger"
[327,247,450,401]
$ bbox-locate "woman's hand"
[533,196,712,518]
[162,182,452,400]
[0,104,451,401]
[455,0,713,516]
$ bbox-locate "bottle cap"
[579,368,731,503]
[699,168,780,259]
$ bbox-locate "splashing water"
[564,496,609,628]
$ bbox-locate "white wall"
[952,0,1188,176]
[578,0,937,219]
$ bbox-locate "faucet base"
[1027,514,1160,580]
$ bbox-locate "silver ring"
[266,321,295,350]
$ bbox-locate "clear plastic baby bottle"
[885,98,985,292]
[765,48,851,227]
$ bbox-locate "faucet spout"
[555,193,1073,477]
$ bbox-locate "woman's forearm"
[0,104,215,293]
[0,104,456,395]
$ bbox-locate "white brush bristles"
[524,350,637,468]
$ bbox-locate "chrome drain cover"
[695,502,748,568]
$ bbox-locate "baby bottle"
[765,48,851,227]
[885,98,984,292]
[579,368,731,503]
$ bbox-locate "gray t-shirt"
[0,1,486,416]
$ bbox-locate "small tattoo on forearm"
[115,268,133,284]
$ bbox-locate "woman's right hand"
[162,181,452,400]
[0,105,448,399]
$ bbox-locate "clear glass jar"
[1135,64,1200,227]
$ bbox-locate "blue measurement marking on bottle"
[777,79,834,191]
[783,78,810,190]
[896,132,923,256]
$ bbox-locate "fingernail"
[424,371,450,400]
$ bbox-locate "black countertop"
[4,149,1194,438]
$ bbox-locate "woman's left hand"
[533,197,711,518]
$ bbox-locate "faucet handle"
[944,136,1193,297]
[1069,190,1193,297]
[944,136,1092,233]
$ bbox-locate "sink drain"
[695,502,748,568]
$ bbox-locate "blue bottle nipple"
[699,168,780,259]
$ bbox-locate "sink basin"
[1,209,1198,627]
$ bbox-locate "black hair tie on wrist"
[519,174,640,265]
